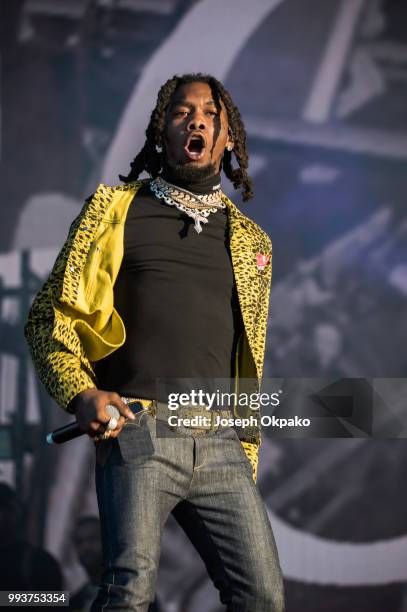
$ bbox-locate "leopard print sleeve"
[24,197,97,413]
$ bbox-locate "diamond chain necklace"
[150,176,226,234]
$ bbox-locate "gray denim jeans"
[90,412,285,612]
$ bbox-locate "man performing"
[25,73,285,611]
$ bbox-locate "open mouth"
[184,133,206,160]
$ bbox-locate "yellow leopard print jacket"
[24,180,272,482]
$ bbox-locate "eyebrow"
[170,99,217,108]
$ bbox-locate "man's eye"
[174,111,187,117]
[206,111,217,116]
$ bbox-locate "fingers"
[76,390,136,441]
[90,417,125,440]
[108,415,126,439]
[91,393,134,441]
[93,393,133,425]
[102,393,136,421]
[88,420,108,440]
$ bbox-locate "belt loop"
[151,399,157,418]
[210,410,216,430]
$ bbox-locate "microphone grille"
[106,404,120,420]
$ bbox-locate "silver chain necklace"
[150,176,226,234]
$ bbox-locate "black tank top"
[93,173,243,402]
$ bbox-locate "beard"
[162,158,218,183]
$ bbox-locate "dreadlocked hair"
[119,72,254,201]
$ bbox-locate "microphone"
[46,404,121,445]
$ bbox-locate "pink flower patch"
[256,253,270,271]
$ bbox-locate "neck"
[160,161,221,195]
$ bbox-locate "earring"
[227,145,233,152]
[156,143,162,153]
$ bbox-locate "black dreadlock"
[119,72,254,201]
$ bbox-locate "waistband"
[121,396,231,435]
[120,396,260,443]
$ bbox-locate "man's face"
[164,81,233,175]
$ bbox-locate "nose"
[187,110,207,132]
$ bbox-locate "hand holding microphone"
[47,389,136,444]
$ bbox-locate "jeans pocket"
[220,426,242,442]
[116,420,155,464]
